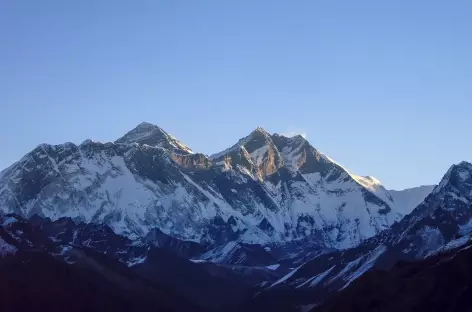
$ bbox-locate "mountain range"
[5,122,472,311]
[0,122,432,250]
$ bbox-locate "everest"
[0,122,432,250]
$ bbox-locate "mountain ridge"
[0,122,433,252]
[247,161,472,311]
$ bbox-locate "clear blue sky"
[1,0,471,190]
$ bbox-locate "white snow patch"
[265,264,280,271]
[296,265,336,288]
[458,170,471,181]
[389,185,435,215]
[127,256,147,266]
[341,245,387,289]
[269,264,303,288]
[416,226,445,258]
[200,241,241,263]
[460,219,472,235]
[2,216,18,227]
[0,237,17,256]
[441,235,470,253]
[190,259,209,264]
[60,245,72,256]
[249,145,270,168]
[352,175,394,207]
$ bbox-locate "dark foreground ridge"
[313,241,472,312]
[0,250,201,312]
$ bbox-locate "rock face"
[0,123,420,251]
[3,122,470,312]
[249,161,472,311]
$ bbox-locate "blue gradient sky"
[1,0,471,189]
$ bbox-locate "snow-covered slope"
[208,128,404,249]
[0,123,406,250]
[256,161,472,309]
[388,185,435,215]
[116,122,193,154]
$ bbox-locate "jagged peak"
[456,161,472,170]
[445,161,472,179]
[251,126,271,136]
[272,132,306,140]
[116,122,192,154]
[434,161,472,194]
[210,127,273,160]
[124,121,167,135]
[136,121,158,128]
[133,121,168,134]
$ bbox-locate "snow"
[269,264,303,288]
[127,256,147,266]
[278,136,306,173]
[60,245,72,256]
[209,128,271,160]
[340,245,387,289]
[296,265,336,288]
[352,175,394,207]
[0,237,17,256]
[389,185,435,215]
[190,259,209,264]
[200,241,240,263]
[441,235,470,252]
[2,216,18,227]
[460,219,472,235]
[416,226,445,258]
[0,127,410,251]
[117,123,193,154]
[181,173,239,219]
[250,145,270,167]
[265,264,280,271]
[458,170,471,181]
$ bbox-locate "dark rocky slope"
[312,241,472,312]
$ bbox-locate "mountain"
[247,161,472,311]
[1,122,466,311]
[116,122,193,154]
[0,123,415,254]
[388,185,435,215]
[313,239,472,312]
[1,213,272,312]
[0,214,203,312]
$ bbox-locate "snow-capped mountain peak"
[0,126,431,253]
[116,122,193,154]
[434,161,472,194]
[252,126,271,136]
[209,127,272,160]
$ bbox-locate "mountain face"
[0,214,194,312]
[388,185,435,215]
[0,213,270,312]
[0,123,417,252]
[248,161,472,311]
[116,122,193,154]
[2,122,470,312]
[313,239,472,312]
